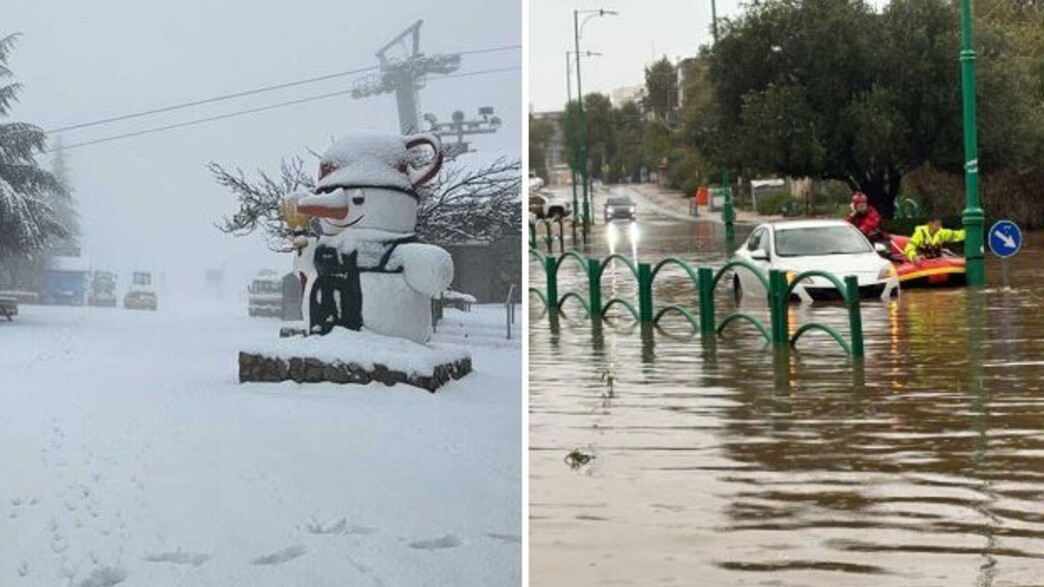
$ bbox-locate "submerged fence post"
[557,219,565,254]
[698,267,716,337]
[587,257,602,324]
[769,270,789,345]
[845,275,864,358]
[543,221,553,252]
[637,263,653,323]
[529,222,536,249]
[545,256,558,316]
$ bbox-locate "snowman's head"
[304,186,418,236]
[296,131,443,237]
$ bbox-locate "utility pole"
[959,0,985,286]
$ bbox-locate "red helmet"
[851,192,868,206]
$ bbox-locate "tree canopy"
[0,33,70,259]
[693,0,1044,217]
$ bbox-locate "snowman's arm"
[394,244,454,297]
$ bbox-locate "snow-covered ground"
[0,301,521,586]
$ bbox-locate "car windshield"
[774,226,872,256]
[606,198,632,207]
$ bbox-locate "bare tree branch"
[211,156,521,250]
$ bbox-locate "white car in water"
[732,219,899,302]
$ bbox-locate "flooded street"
[529,190,1044,586]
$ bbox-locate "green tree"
[643,57,677,123]
[528,115,556,182]
[0,34,69,261]
[700,0,1042,218]
[562,93,616,181]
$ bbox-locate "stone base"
[238,352,472,393]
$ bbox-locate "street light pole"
[574,8,617,239]
[566,51,578,223]
[573,11,589,237]
[959,0,985,287]
[710,0,734,242]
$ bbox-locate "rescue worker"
[845,192,888,242]
[904,216,965,262]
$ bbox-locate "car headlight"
[606,206,614,213]
[878,265,896,280]
[785,270,796,284]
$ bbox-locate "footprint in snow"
[486,533,522,544]
[75,566,127,587]
[407,535,462,550]
[251,545,307,566]
[306,518,348,535]
[306,518,377,536]
[143,550,210,567]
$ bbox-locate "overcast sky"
[7,0,520,301]
[528,0,742,112]
[528,0,890,112]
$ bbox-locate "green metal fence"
[529,218,581,254]
[529,249,865,357]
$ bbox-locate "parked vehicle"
[248,270,283,317]
[42,256,89,305]
[529,192,572,220]
[124,271,158,310]
[88,271,118,307]
[733,220,899,302]
[603,195,637,223]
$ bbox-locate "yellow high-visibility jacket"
[904,224,965,260]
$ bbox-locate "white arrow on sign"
[994,229,1016,249]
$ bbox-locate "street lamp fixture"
[574,8,617,238]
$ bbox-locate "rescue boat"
[888,235,967,288]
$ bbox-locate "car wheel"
[549,208,564,220]
[733,275,743,304]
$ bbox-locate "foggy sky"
[528,0,889,112]
[6,0,521,301]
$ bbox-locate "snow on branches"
[0,33,70,260]
[212,156,521,251]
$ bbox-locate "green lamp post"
[959,0,985,287]
[574,8,617,237]
[710,0,735,244]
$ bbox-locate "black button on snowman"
[285,132,454,343]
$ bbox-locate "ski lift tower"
[350,20,461,135]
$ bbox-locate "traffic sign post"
[988,220,1022,289]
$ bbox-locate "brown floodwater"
[530,218,1044,586]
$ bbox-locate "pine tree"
[0,33,69,260]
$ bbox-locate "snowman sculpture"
[284,132,453,344]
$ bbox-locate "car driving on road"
[603,195,636,223]
[733,219,899,302]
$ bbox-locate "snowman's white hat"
[316,131,443,198]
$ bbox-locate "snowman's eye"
[352,195,365,205]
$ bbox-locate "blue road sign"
[988,220,1022,258]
